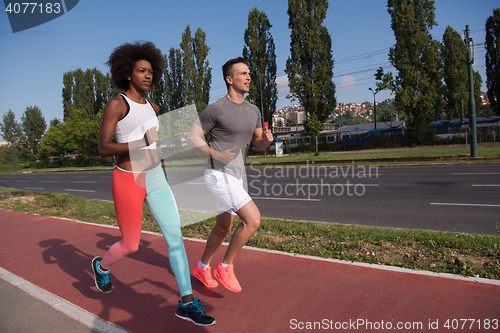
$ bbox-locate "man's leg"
[222,199,260,265]
[210,200,260,292]
[200,212,236,265]
[196,169,259,292]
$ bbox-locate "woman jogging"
[91,41,215,327]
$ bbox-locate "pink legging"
[100,165,192,296]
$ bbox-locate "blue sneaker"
[175,297,215,326]
[91,257,112,293]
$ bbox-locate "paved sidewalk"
[0,272,118,333]
[1,209,499,332]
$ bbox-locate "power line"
[209,27,489,105]
[335,48,389,64]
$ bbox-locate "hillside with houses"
[272,101,377,129]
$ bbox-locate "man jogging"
[187,57,273,292]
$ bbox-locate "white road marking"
[252,197,321,202]
[431,202,500,207]
[65,189,96,193]
[453,173,500,175]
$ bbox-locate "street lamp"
[369,87,378,130]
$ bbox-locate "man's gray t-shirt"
[197,96,261,179]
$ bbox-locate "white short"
[204,169,252,215]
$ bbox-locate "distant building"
[272,116,285,128]
[273,124,304,134]
[481,93,489,105]
[0,141,9,147]
[273,101,392,129]
[322,123,340,132]
[289,110,306,125]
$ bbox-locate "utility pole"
[257,70,267,156]
[369,88,378,130]
[11,135,17,172]
[465,25,478,157]
[460,100,464,124]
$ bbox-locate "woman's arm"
[98,97,156,158]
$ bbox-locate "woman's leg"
[145,166,192,297]
[100,168,146,269]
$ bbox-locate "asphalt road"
[1,164,499,235]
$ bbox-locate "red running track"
[1,209,499,332]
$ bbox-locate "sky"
[0,0,498,140]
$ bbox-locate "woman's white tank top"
[114,94,159,150]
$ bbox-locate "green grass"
[1,187,499,280]
[1,145,499,174]
[247,145,500,165]
[0,165,115,174]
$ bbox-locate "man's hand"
[216,146,237,165]
[262,128,273,145]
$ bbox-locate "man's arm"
[187,123,236,165]
[252,127,273,151]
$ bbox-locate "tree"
[0,145,13,165]
[376,0,443,145]
[180,26,212,114]
[164,48,184,112]
[0,110,22,143]
[49,118,60,128]
[243,7,278,126]
[39,107,101,166]
[38,121,71,166]
[485,8,500,116]
[287,117,297,126]
[147,65,166,113]
[285,0,336,124]
[303,112,323,153]
[148,49,185,114]
[0,110,22,165]
[376,99,397,123]
[19,106,46,163]
[473,71,484,117]
[335,111,370,125]
[65,107,102,165]
[62,68,111,120]
[442,26,468,120]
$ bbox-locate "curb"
[0,267,128,333]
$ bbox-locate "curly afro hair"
[106,41,164,91]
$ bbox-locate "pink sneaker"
[192,263,218,288]
[213,262,241,292]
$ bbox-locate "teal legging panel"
[145,165,192,297]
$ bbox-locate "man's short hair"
[222,57,248,88]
